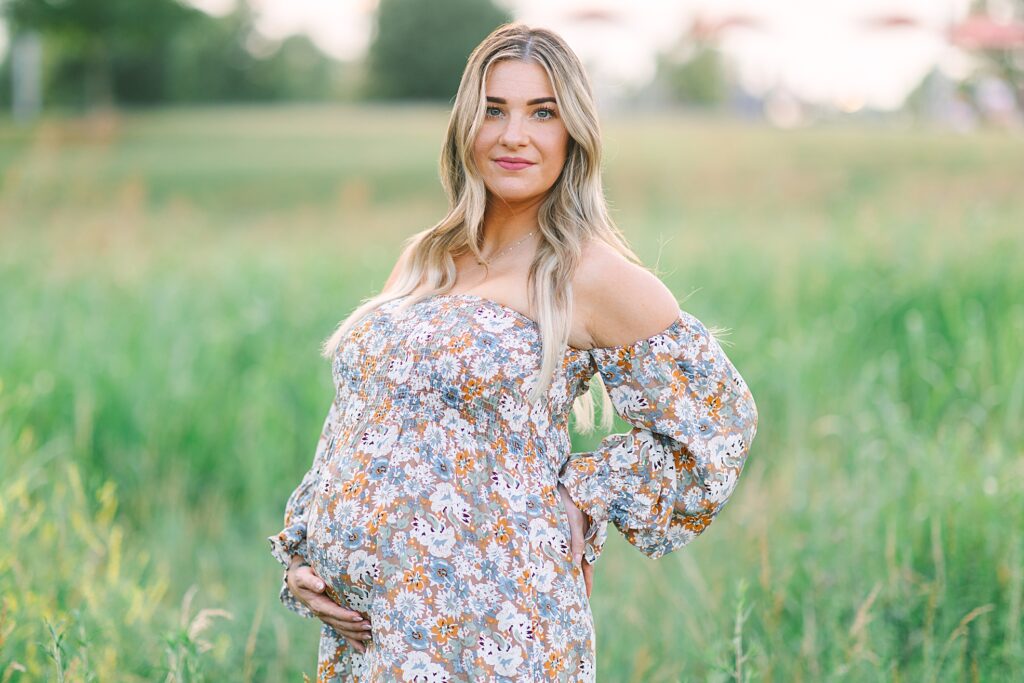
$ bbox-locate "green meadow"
[0,104,1021,681]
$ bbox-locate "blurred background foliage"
[366,0,511,100]
[0,0,510,111]
[0,107,1021,680]
[0,0,1020,124]
[0,0,1022,680]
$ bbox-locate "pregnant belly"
[305,419,578,620]
[304,416,405,614]
[306,459,389,615]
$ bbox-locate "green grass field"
[1,104,1021,681]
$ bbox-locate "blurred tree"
[2,0,203,110]
[1,0,349,112]
[656,45,727,107]
[366,0,511,100]
[164,3,336,103]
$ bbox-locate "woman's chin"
[486,186,549,205]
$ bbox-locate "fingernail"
[315,581,324,590]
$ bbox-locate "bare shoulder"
[574,240,681,349]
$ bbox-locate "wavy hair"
[321,22,645,434]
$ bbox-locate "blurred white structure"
[11,31,42,125]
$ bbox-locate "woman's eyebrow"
[486,96,557,105]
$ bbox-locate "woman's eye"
[485,106,557,120]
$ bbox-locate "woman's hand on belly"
[286,555,374,653]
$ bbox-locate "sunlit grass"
[0,104,1021,681]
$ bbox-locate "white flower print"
[472,306,518,334]
[496,601,534,643]
[498,393,530,432]
[432,351,462,381]
[410,515,456,557]
[606,438,639,468]
[359,422,401,456]
[401,651,451,682]
[469,353,501,382]
[484,540,511,573]
[347,549,379,584]
[387,355,415,384]
[706,468,738,504]
[609,385,652,416]
[529,559,557,593]
[394,588,426,619]
[478,634,524,676]
[708,432,747,469]
[429,483,472,527]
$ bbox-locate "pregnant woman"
[269,22,758,682]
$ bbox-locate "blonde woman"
[269,22,758,682]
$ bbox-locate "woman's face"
[472,59,570,207]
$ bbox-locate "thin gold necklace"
[476,230,536,266]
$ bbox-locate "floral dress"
[268,292,758,682]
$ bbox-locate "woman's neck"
[480,196,542,253]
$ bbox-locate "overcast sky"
[1,0,982,111]
[202,0,977,110]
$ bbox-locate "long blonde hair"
[322,22,644,434]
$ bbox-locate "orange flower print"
[431,616,460,646]
[493,518,513,544]
[454,450,473,477]
[544,651,566,677]
[704,393,723,417]
[367,508,389,535]
[681,512,712,533]
[340,471,368,498]
[404,566,428,591]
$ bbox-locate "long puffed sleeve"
[267,388,343,617]
[558,309,758,564]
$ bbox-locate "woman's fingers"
[292,566,326,594]
[288,566,373,635]
[557,483,585,565]
[556,484,596,598]
[286,562,373,654]
[344,635,367,654]
[291,566,366,619]
[322,614,373,641]
[305,592,371,627]
[310,599,372,649]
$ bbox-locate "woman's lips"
[495,160,534,171]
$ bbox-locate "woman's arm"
[560,241,758,563]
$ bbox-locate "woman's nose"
[499,114,528,147]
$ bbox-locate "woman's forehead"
[485,61,555,101]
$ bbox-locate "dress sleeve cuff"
[267,529,314,619]
[558,454,612,565]
[268,522,308,569]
